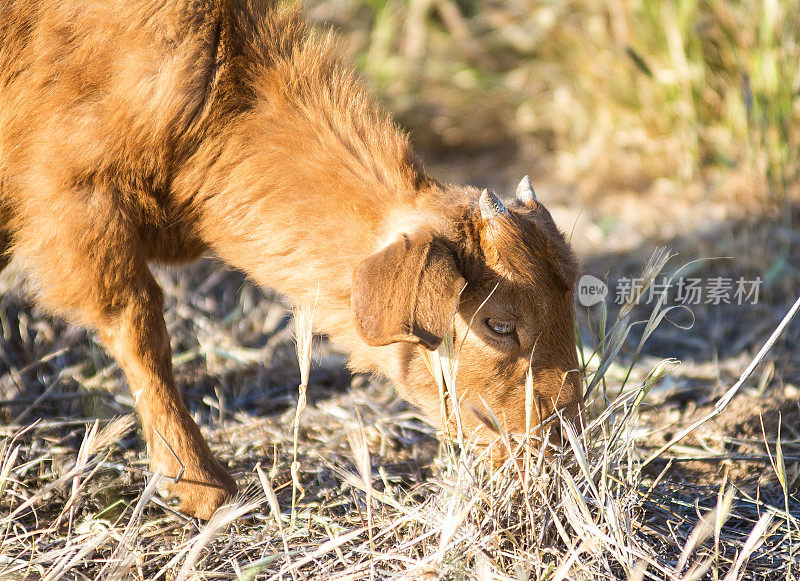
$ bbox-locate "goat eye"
[486,318,515,336]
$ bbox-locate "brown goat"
[0,0,583,519]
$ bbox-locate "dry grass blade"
[347,412,374,564]
[100,473,164,579]
[174,500,261,581]
[290,302,315,529]
[585,248,671,401]
[563,419,598,502]
[435,329,465,451]
[721,511,774,581]
[676,485,735,572]
[644,292,800,466]
[523,363,535,483]
[268,526,369,581]
[42,528,113,581]
[256,462,295,579]
[0,444,20,500]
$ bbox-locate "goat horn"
[516,175,537,206]
[479,188,507,220]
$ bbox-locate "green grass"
[308,0,800,204]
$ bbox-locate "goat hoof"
[175,480,236,520]
[158,461,238,520]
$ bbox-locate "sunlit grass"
[308,0,800,203]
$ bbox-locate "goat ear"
[351,232,465,350]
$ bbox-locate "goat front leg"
[13,194,236,519]
[99,276,237,519]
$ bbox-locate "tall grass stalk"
[290,301,315,530]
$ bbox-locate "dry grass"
[0,250,798,580]
[1,1,799,579]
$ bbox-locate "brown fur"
[0,0,582,518]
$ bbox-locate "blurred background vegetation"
[305,0,800,209]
